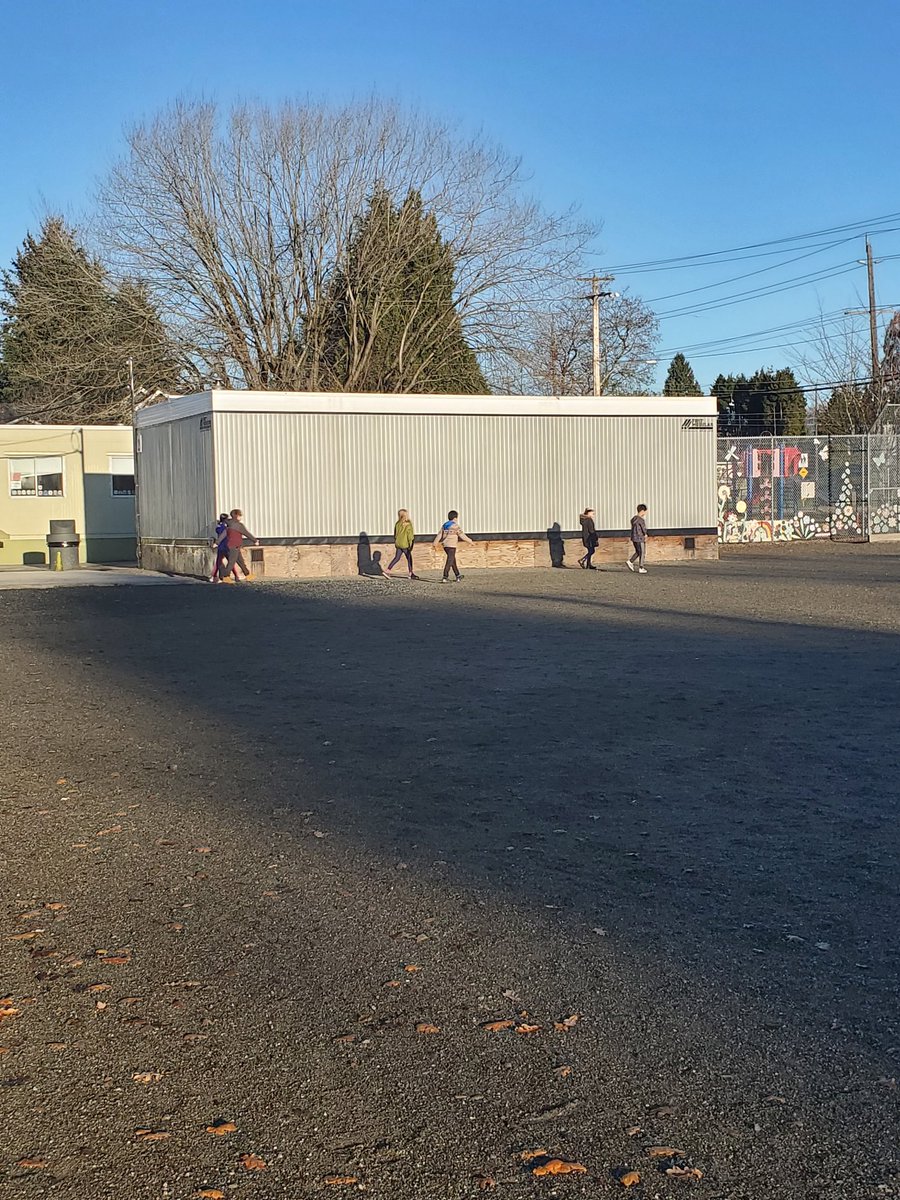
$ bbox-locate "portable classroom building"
[0,423,136,565]
[134,391,718,578]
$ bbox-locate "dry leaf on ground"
[45,903,67,912]
[665,1166,703,1180]
[520,1149,550,1163]
[195,1191,225,1199]
[119,997,143,1006]
[404,964,421,972]
[0,1003,22,1023]
[135,1129,170,1142]
[384,980,402,988]
[416,1022,441,1034]
[619,1170,641,1187]
[132,1071,162,1084]
[97,825,122,836]
[553,1014,581,1031]
[9,932,40,942]
[16,1159,47,1169]
[553,1065,573,1078]
[324,1177,359,1186]
[482,1019,516,1032]
[474,1174,497,1189]
[87,984,111,994]
[194,847,213,854]
[646,1146,685,1158]
[516,1023,542,1035]
[532,1159,587,1177]
[206,1122,237,1136]
[238,1153,267,1171]
[624,1125,642,1137]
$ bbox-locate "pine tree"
[662,353,702,396]
[317,188,488,394]
[0,217,181,423]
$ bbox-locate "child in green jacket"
[384,509,419,579]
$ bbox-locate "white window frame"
[7,456,65,498]
[109,453,136,498]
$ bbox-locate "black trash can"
[46,519,81,571]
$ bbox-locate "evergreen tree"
[662,352,703,396]
[317,188,488,394]
[0,217,180,423]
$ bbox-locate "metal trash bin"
[46,519,81,571]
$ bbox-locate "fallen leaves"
[554,1065,573,1079]
[0,1000,21,1024]
[97,825,123,836]
[95,948,132,965]
[238,1152,267,1171]
[482,1019,515,1032]
[521,1149,549,1163]
[515,1023,542,1035]
[87,984,111,994]
[415,1022,441,1034]
[324,1176,359,1186]
[195,1191,225,1199]
[44,902,67,912]
[553,1013,581,1032]
[206,1121,237,1136]
[666,1165,703,1180]
[619,1170,641,1187]
[532,1159,587,1177]
[624,1125,642,1137]
[646,1146,686,1158]
[132,1071,163,1085]
[16,1159,47,1170]
[8,931,40,942]
[135,1129,170,1142]
[404,964,421,973]
[474,1175,497,1190]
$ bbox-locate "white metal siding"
[138,415,214,538]
[212,412,715,538]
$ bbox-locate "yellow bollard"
[54,551,63,572]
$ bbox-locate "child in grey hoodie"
[626,504,648,573]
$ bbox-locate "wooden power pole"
[866,237,880,384]
[578,275,616,396]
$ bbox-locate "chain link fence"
[716,434,900,542]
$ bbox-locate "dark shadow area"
[82,472,137,564]
[6,557,900,1065]
[547,522,565,567]
[356,532,384,576]
[22,551,46,566]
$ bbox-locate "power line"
[656,261,860,320]
[605,211,900,274]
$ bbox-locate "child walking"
[384,509,419,579]
[217,508,259,582]
[433,510,473,582]
[210,513,238,583]
[626,504,649,573]
[578,508,599,569]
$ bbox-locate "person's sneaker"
[410,573,420,580]
[440,577,448,583]
[455,574,464,582]
[244,574,254,581]
[625,560,635,572]
[220,576,236,585]
[638,567,648,574]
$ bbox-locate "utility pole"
[866,237,879,384]
[578,275,616,396]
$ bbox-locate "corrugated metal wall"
[212,412,715,538]
[138,415,214,538]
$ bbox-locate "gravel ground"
[2,545,900,1199]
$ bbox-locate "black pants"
[629,540,646,567]
[582,542,596,568]
[220,546,249,579]
[387,547,413,573]
[442,546,459,578]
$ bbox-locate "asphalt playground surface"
[2,544,900,1199]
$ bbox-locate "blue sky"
[2,0,899,391]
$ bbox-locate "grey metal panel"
[212,412,716,538]
[138,415,214,539]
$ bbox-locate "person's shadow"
[357,533,384,576]
[548,522,566,568]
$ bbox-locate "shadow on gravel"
[6,573,900,1058]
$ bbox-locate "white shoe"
[638,567,648,574]
[625,560,635,572]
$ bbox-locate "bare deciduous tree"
[514,291,658,396]
[98,98,595,392]
[797,312,881,432]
